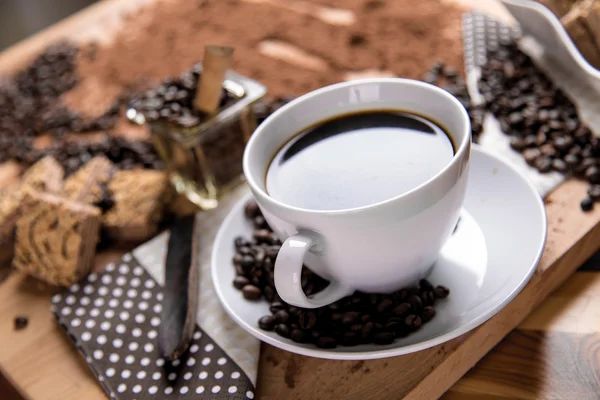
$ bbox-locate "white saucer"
[211,146,547,360]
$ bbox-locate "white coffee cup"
[243,78,471,308]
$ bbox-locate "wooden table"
[1,0,600,399]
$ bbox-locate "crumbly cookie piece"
[103,169,170,241]
[61,155,115,206]
[13,191,101,286]
[21,155,64,192]
[0,156,65,265]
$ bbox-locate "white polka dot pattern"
[52,253,254,399]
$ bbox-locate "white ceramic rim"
[501,0,600,80]
[213,145,547,360]
[242,78,471,216]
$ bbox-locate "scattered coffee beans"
[0,42,126,167]
[231,200,450,348]
[0,40,164,180]
[14,316,28,331]
[477,43,600,211]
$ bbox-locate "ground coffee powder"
[63,0,466,117]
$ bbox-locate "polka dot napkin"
[464,11,600,197]
[52,185,259,399]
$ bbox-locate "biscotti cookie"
[13,191,101,286]
[103,170,170,241]
[0,156,65,265]
[61,155,115,207]
[21,155,64,193]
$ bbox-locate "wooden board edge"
[406,215,600,399]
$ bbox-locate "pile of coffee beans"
[231,200,449,348]
[478,43,600,211]
[46,136,163,176]
[129,64,238,127]
[421,63,485,143]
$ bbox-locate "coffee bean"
[268,302,285,315]
[407,295,422,311]
[581,197,594,212]
[233,276,249,289]
[421,290,435,306]
[554,136,573,152]
[509,136,528,151]
[244,201,260,219]
[434,285,450,299]
[273,310,290,324]
[266,245,280,259]
[253,229,272,243]
[298,311,317,330]
[341,311,360,325]
[585,166,600,183]
[419,279,433,290]
[534,156,552,173]
[582,147,594,159]
[377,299,393,313]
[552,159,568,173]
[422,72,438,84]
[14,316,28,331]
[392,302,411,316]
[588,185,600,200]
[238,246,252,256]
[581,158,597,170]
[232,253,243,266]
[234,236,250,249]
[290,329,309,343]
[240,255,254,269]
[316,336,337,349]
[523,148,541,165]
[564,153,579,167]
[539,144,557,158]
[275,324,290,338]
[405,314,422,329]
[369,331,394,345]
[253,216,268,229]
[258,315,275,331]
[361,321,374,339]
[263,285,275,302]
[421,306,436,323]
[242,284,261,300]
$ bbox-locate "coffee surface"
[265,111,454,211]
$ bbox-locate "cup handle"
[274,232,353,308]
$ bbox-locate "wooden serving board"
[0,0,600,399]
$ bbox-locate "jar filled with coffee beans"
[128,65,266,210]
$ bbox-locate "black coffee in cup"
[265,110,455,211]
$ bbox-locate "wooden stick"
[194,45,234,115]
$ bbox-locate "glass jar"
[128,70,266,210]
